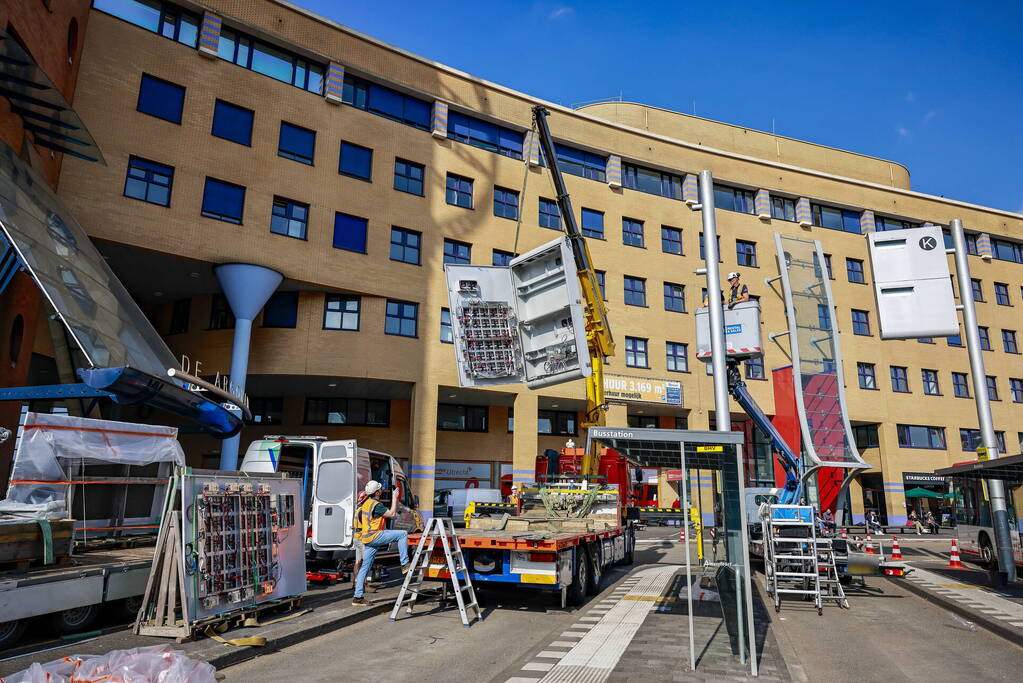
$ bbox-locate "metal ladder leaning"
[389,516,482,627]
[763,504,824,615]
[815,538,849,609]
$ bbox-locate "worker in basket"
[352,480,412,606]
[702,272,750,309]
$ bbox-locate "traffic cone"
[890,535,903,560]
[841,528,848,541]
[947,538,965,569]
[679,525,686,542]
[864,530,876,554]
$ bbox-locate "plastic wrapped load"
[1,644,216,683]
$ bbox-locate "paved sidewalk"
[901,565,1023,644]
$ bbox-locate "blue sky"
[300,1,1022,214]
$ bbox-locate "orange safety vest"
[356,496,386,544]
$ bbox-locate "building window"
[385,300,418,337]
[339,141,373,181]
[217,26,324,93]
[437,404,488,432]
[136,73,184,123]
[493,249,514,266]
[890,366,909,393]
[493,187,519,220]
[851,309,871,335]
[663,283,685,313]
[736,240,757,267]
[595,270,606,300]
[278,122,315,164]
[970,278,984,302]
[247,397,283,425]
[1010,378,1023,403]
[978,326,992,350]
[965,233,981,255]
[394,158,424,195]
[208,293,235,330]
[538,410,577,436]
[581,208,604,239]
[854,424,880,449]
[95,0,200,46]
[662,226,683,255]
[846,258,865,284]
[811,203,860,233]
[897,424,946,449]
[624,276,646,307]
[342,72,429,129]
[666,342,688,372]
[262,291,298,328]
[625,337,648,368]
[857,362,876,390]
[812,252,834,280]
[305,398,389,426]
[699,233,722,262]
[446,173,473,208]
[952,372,970,398]
[167,297,190,335]
[622,163,682,199]
[444,239,471,265]
[622,218,645,248]
[876,216,916,231]
[817,304,832,331]
[745,356,765,380]
[986,375,999,401]
[992,238,1023,264]
[960,428,983,451]
[948,333,963,347]
[714,184,755,214]
[201,177,245,224]
[770,195,796,221]
[323,294,360,330]
[211,100,253,146]
[539,198,561,230]
[448,111,523,159]
[554,144,606,182]
[332,212,368,253]
[1002,329,1019,354]
[124,156,173,206]
[921,369,940,395]
[440,308,453,343]
[390,227,421,265]
[270,197,308,240]
[994,282,1011,306]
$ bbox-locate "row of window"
[895,424,1018,453]
[855,362,1023,402]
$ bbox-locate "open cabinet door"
[311,440,357,551]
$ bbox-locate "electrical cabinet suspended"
[444,236,591,390]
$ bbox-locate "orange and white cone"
[841,528,848,541]
[947,538,965,569]
[890,535,904,560]
[679,524,686,542]
[864,530,876,554]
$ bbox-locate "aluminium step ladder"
[815,538,849,609]
[762,504,824,615]
[389,516,482,627]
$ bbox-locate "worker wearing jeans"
[353,480,410,606]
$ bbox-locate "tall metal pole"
[698,171,730,432]
[950,219,1016,583]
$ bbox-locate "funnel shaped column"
[214,263,283,469]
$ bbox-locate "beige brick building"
[54,0,1023,524]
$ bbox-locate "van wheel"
[567,547,588,606]
[50,605,97,635]
[979,536,996,570]
[586,543,603,596]
[0,619,25,647]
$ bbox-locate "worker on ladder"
[352,480,412,607]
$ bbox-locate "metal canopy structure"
[0,29,105,164]
[935,454,1023,481]
[585,427,757,676]
[0,139,242,437]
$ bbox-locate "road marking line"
[549,641,576,648]
[505,677,540,682]
[523,662,556,672]
[1008,622,1023,627]
[536,651,568,659]
[578,617,601,622]
[571,623,595,630]
[560,631,587,638]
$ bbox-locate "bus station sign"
[603,373,683,406]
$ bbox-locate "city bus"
[937,456,1023,571]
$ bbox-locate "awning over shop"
[0,28,105,164]
[904,487,948,499]
[934,453,1023,482]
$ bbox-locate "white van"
[442,488,502,526]
[240,436,423,553]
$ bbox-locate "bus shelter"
[585,427,757,676]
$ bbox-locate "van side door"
[311,440,358,550]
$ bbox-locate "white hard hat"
[727,272,740,280]
[365,480,382,495]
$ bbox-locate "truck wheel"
[585,543,603,596]
[567,547,588,606]
[50,605,97,635]
[115,596,144,622]
[0,619,26,647]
